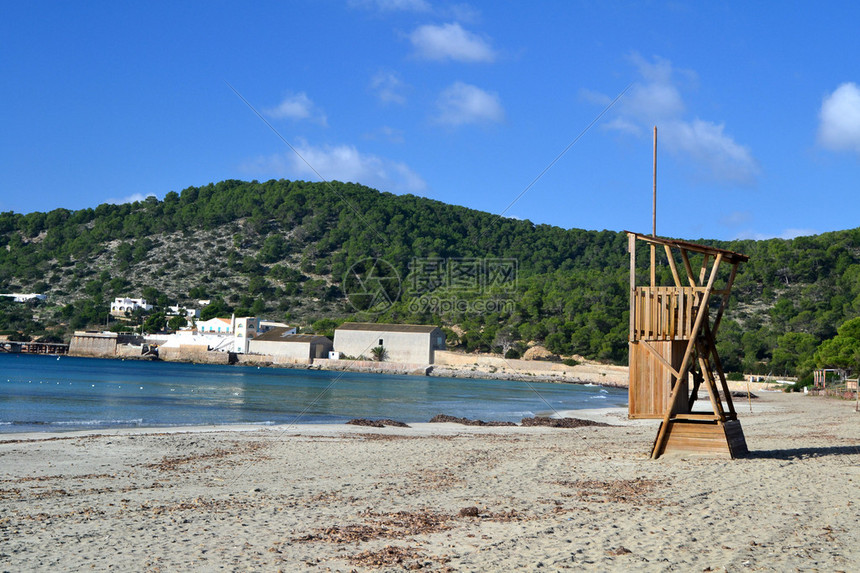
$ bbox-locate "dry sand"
[1,392,858,572]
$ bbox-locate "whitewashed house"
[167,305,200,319]
[110,297,153,317]
[195,315,259,353]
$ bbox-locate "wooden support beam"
[699,254,710,285]
[639,339,682,379]
[711,262,739,339]
[680,249,697,288]
[673,413,724,421]
[696,338,727,422]
[664,244,683,289]
[688,365,703,411]
[629,233,636,342]
[651,253,723,459]
[702,322,737,416]
[650,245,656,289]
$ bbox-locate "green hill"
[1,179,859,378]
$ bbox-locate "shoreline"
[60,349,789,393]
[2,391,857,571]
[0,388,793,442]
[34,348,634,386]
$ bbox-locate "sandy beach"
[1,391,858,572]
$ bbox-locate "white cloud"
[434,82,504,126]
[265,93,327,125]
[663,119,758,185]
[817,82,860,154]
[371,71,407,105]
[601,54,758,184]
[349,0,431,12]
[410,22,496,63]
[105,193,156,205]
[245,142,426,194]
[734,228,818,241]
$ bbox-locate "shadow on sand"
[747,445,860,460]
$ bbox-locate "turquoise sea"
[0,353,628,433]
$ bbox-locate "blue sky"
[2,1,859,241]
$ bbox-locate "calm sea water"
[0,353,628,433]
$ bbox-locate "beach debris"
[520,416,611,428]
[428,414,516,427]
[293,510,452,544]
[607,546,633,555]
[347,545,432,569]
[346,418,410,428]
[555,477,665,505]
[458,506,480,517]
[144,441,269,472]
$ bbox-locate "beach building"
[248,328,333,363]
[333,322,446,364]
[110,297,153,317]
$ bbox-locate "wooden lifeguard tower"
[627,231,750,458]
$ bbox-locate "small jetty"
[0,340,69,355]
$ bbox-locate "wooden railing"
[631,287,701,341]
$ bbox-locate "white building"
[196,317,233,334]
[196,315,259,353]
[333,322,446,364]
[110,297,153,317]
[248,329,332,363]
[232,316,258,354]
[167,305,200,319]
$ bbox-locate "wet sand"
[1,392,858,571]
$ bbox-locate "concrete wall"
[334,329,443,364]
[314,358,428,374]
[69,332,118,357]
[248,340,333,362]
[158,347,232,364]
[235,353,323,366]
[116,345,143,358]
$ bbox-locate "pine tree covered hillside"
[1,179,859,378]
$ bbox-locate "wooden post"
[650,126,657,288]
[652,126,657,238]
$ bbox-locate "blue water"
[0,354,627,433]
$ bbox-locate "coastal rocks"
[346,419,410,428]
[408,366,433,376]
